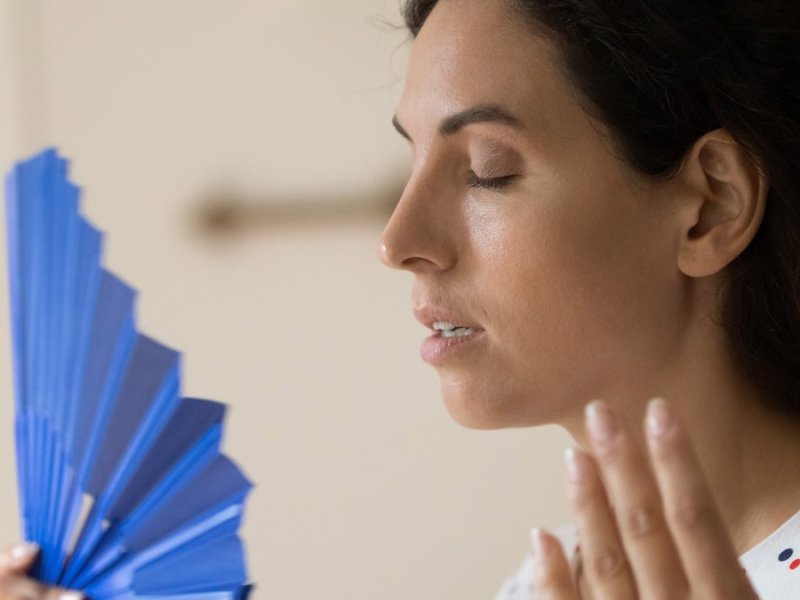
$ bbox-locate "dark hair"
[403,0,800,418]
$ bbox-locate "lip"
[412,306,483,332]
[413,305,486,365]
[419,329,486,364]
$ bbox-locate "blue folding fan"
[5,148,253,600]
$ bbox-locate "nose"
[377,170,458,273]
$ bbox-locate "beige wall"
[0,0,19,547]
[0,2,572,598]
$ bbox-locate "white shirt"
[493,509,800,599]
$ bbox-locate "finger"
[584,401,689,596]
[565,447,638,600]
[645,398,757,599]
[0,544,38,577]
[0,574,83,600]
[531,528,580,600]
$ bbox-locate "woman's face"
[379,0,689,430]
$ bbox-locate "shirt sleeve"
[492,554,535,600]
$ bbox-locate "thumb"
[0,543,39,577]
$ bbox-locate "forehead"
[398,0,582,139]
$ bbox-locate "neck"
[561,318,800,556]
[672,388,800,555]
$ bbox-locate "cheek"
[485,217,600,364]
[466,185,680,392]
[465,199,600,373]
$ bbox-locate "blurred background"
[0,1,571,598]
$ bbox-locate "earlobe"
[676,129,768,278]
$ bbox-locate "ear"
[675,129,768,278]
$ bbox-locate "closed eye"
[467,172,517,190]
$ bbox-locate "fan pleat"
[5,149,252,598]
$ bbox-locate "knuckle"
[533,557,571,594]
[594,439,624,464]
[569,482,599,511]
[587,547,627,581]
[668,497,713,532]
[533,563,560,592]
[0,575,37,600]
[618,504,661,539]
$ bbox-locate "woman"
[3,0,800,598]
[378,0,800,598]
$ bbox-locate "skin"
[0,544,80,600]
[378,0,800,595]
[534,400,759,599]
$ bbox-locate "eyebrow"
[391,103,524,141]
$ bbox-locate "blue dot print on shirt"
[778,547,800,570]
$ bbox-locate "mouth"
[413,306,485,335]
[431,322,480,339]
[413,306,486,364]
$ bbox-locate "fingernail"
[565,447,587,482]
[58,592,84,600]
[646,398,673,439]
[9,542,38,563]
[531,528,550,561]
[586,400,617,444]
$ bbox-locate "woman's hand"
[0,543,82,600]
[533,399,759,599]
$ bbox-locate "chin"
[438,371,569,430]
[438,377,527,430]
